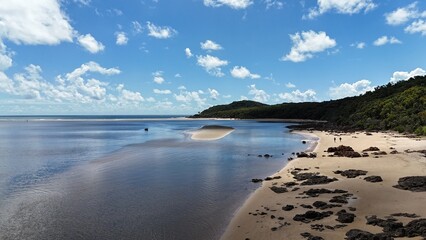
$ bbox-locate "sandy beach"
[222,131,426,240]
[190,125,235,140]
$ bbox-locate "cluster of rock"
[327,145,361,158]
[297,152,317,158]
[292,172,338,186]
[333,169,367,178]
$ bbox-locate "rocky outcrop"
[334,169,368,178]
[393,176,426,192]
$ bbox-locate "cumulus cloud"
[282,30,336,62]
[146,21,177,39]
[373,36,402,46]
[200,40,223,51]
[0,42,12,71]
[0,0,74,45]
[152,71,165,84]
[77,34,105,53]
[203,0,253,9]
[116,84,144,103]
[230,66,260,79]
[65,61,120,81]
[185,48,193,58]
[153,89,172,94]
[405,20,426,36]
[385,2,421,26]
[278,89,317,102]
[115,32,128,45]
[248,84,269,102]
[264,0,284,10]
[196,55,228,77]
[208,88,220,100]
[390,68,426,83]
[351,42,366,49]
[174,90,206,107]
[329,80,374,99]
[306,0,376,19]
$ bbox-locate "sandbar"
[222,130,426,239]
[190,125,235,141]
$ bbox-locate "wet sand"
[222,131,426,240]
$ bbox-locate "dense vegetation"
[191,76,426,135]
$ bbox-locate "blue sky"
[0,0,425,115]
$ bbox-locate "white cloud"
[351,42,366,49]
[0,0,74,45]
[152,71,165,84]
[146,21,177,39]
[74,0,91,6]
[285,82,296,88]
[282,30,336,62]
[200,40,223,51]
[203,0,253,9]
[230,66,260,79]
[116,84,144,103]
[174,73,182,78]
[77,34,105,53]
[405,19,426,36]
[185,48,193,58]
[248,84,269,102]
[178,85,186,90]
[196,55,228,77]
[0,42,12,71]
[208,88,220,100]
[373,36,402,46]
[132,21,143,34]
[306,0,376,19]
[115,32,128,45]
[278,89,317,102]
[329,80,374,99]
[390,68,426,83]
[153,89,172,94]
[385,2,420,26]
[174,90,206,106]
[264,0,284,10]
[65,61,120,81]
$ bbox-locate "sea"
[0,116,312,240]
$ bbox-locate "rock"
[264,154,271,158]
[327,145,361,158]
[251,178,263,183]
[264,177,273,181]
[302,140,307,144]
[301,204,313,209]
[404,218,426,237]
[283,182,298,187]
[301,176,338,186]
[271,227,277,231]
[362,147,380,152]
[393,176,426,192]
[372,151,388,155]
[282,204,294,211]
[327,145,354,152]
[297,152,309,158]
[293,210,333,223]
[258,155,263,157]
[364,176,383,183]
[329,195,349,204]
[334,169,368,178]
[390,213,419,218]
[390,150,399,154]
[362,152,369,157]
[336,210,356,223]
[345,229,375,240]
[303,188,348,197]
[270,186,288,193]
[312,201,341,210]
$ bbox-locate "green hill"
[191,76,426,135]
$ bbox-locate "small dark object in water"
[302,140,307,144]
[251,178,263,183]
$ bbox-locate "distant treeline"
[191,76,426,135]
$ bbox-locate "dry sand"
[222,131,426,240]
[190,125,235,140]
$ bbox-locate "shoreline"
[221,130,426,239]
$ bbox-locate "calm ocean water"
[0,116,310,240]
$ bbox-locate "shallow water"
[0,118,309,240]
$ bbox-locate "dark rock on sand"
[301,232,324,240]
[362,147,380,152]
[301,204,313,209]
[313,201,342,210]
[301,176,338,186]
[303,188,348,197]
[372,151,388,155]
[404,218,426,237]
[270,186,288,193]
[329,195,351,204]
[293,210,334,223]
[283,182,298,187]
[327,145,362,158]
[393,176,426,192]
[282,205,294,211]
[390,213,419,218]
[364,175,383,182]
[345,229,394,240]
[334,169,368,178]
[251,178,263,183]
[336,210,356,223]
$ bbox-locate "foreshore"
[222,130,426,240]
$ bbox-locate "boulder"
[393,176,426,192]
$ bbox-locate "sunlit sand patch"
[190,125,234,140]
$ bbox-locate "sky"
[0,0,425,115]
